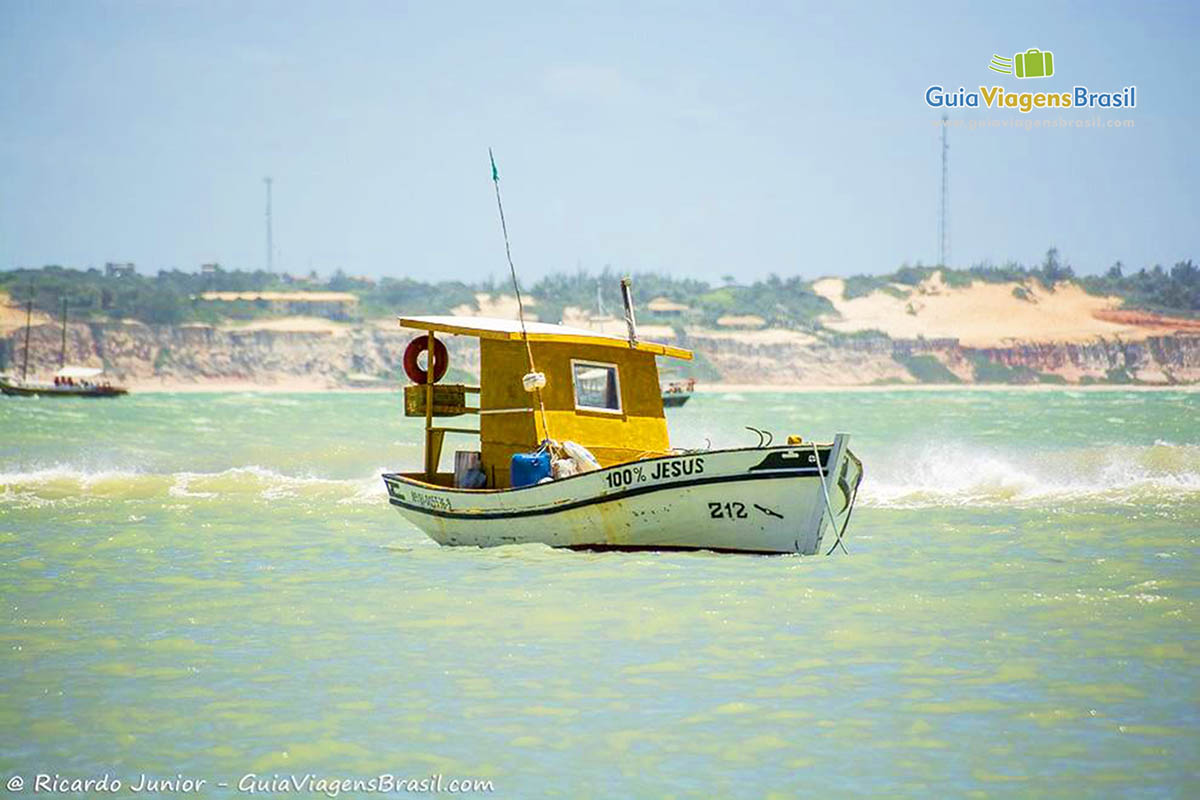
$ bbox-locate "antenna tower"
[938,115,950,267]
[264,177,274,272]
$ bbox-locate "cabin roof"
[398,315,693,360]
[57,366,103,378]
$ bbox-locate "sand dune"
[454,292,539,321]
[0,291,52,334]
[812,272,1151,347]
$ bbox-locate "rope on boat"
[811,440,848,555]
[489,148,551,444]
[745,426,776,448]
[825,478,858,556]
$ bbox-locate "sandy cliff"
[3,275,1198,388]
[0,319,480,390]
[811,274,1147,347]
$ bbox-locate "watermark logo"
[925,48,1135,114]
[989,48,1055,79]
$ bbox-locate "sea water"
[1,390,1196,797]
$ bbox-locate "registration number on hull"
[708,501,748,519]
[408,491,452,511]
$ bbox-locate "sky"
[0,0,1196,283]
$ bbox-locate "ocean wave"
[4,444,1196,513]
[0,464,385,507]
[861,441,1200,508]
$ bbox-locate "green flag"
[489,148,499,182]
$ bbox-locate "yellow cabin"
[398,316,693,489]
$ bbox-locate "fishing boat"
[661,378,695,408]
[1,296,128,398]
[381,153,862,555]
[381,309,862,555]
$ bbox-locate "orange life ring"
[403,336,449,384]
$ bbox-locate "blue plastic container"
[510,451,551,488]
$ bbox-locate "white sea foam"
[0,465,144,488]
[862,441,1200,508]
[0,463,385,505]
[4,444,1195,513]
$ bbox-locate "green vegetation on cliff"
[2,248,1196,329]
[0,266,477,325]
[0,264,833,330]
[898,354,961,384]
[1083,260,1200,315]
[839,249,1199,315]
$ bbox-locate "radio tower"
[938,115,950,267]
[264,177,274,272]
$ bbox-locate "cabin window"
[571,360,621,413]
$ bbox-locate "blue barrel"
[510,451,551,488]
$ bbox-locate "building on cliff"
[646,297,691,317]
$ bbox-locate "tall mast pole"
[59,296,68,368]
[21,289,32,381]
[264,176,274,272]
[939,114,950,267]
[489,149,550,443]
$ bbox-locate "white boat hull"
[0,376,127,397]
[382,437,862,555]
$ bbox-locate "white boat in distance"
[382,313,862,555]
[2,296,128,398]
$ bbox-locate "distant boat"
[661,378,695,408]
[1,294,128,398]
[1,367,128,397]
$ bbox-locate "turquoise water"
[2,390,1197,797]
